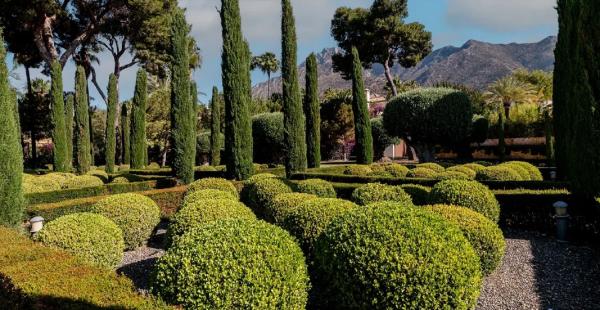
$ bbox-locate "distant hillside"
[252,36,556,97]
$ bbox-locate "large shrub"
[314,205,482,309]
[383,88,473,161]
[399,184,431,205]
[182,189,237,209]
[295,179,336,198]
[152,219,309,309]
[371,117,398,161]
[62,175,104,189]
[267,193,318,225]
[446,166,477,179]
[36,213,124,269]
[187,178,238,198]
[91,193,161,250]
[244,177,292,218]
[462,163,486,173]
[436,171,471,181]
[499,163,531,181]
[424,205,506,275]
[417,163,445,173]
[429,179,500,222]
[343,165,372,176]
[252,112,286,164]
[370,163,408,177]
[476,166,522,181]
[407,167,438,179]
[351,183,413,206]
[506,161,543,181]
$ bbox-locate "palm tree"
[485,76,535,120]
[251,52,280,98]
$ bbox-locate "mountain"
[252,36,556,97]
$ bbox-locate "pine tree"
[0,32,24,227]
[281,0,307,176]
[210,86,222,166]
[65,94,74,170]
[105,74,118,173]
[121,102,131,165]
[131,69,148,169]
[304,53,321,168]
[221,0,254,180]
[50,61,69,172]
[350,47,373,164]
[74,66,91,174]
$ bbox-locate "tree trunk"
[413,143,435,163]
[504,100,511,120]
[383,58,397,97]
[267,71,271,100]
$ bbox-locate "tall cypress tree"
[0,32,24,227]
[350,47,373,164]
[210,86,222,166]
[281,0,307,176]
[304,53,320,168]
[131,69,147,169]
[105,74,118,173]
[65,94,74,170]
[221,0,254,180]
[554,0,600,198]
[74,66,91,174]
[121,102,131,165]
[50,61,68,172]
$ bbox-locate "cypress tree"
[65,94,74,170]
[50,61,69,172]
[0,32,24,227]
[74,66,92,174]
[220,0,254,180]
[131,69,148,169]
[304,53,321,168]
[281,0,307,176]
[210,86,222,166]
[105,74,118,173]
[350,47,373,164]
[121,102,131,165]
[554,0,600,198]
[497,109,506,162]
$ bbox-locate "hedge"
[0,227,168,309]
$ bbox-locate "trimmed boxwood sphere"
[446,166,477,179]
[196,165,217,172]
[499,163,531,180]
[370,163,409,178]
[424,204,506,275]
[399,184,431,205]
[407,167,438,179]
[506,161,543,181]
[187,178,239,198]
[268,193,318,224]
[62,175,104,189]
[252,112,286,164]
[167,199,256,246]
[295,179,336,198]
[244,177,293,219]
[36,213,124,268]
[352,183,413,206]
[91,193,161,250]
[111,176,130,184]
[462,163,486,173]
[343,165,372,176]
[314,205,482,309]
[152,219,309,309]
[436,171,471,180]
[429,179,500,222]
[182,189,238,210]
[417,163,445,173]
[476,166,522,181]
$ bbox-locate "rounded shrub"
[196,165,217,172]
[436,171,471,180]
[476,166,522,181]
[314,205,482,309]
[267,193,318,225]
[182,189,238,209]
[167,199,256,246]
[343,165,372,176]
[424,204,506,275]
[351,183,413,206]
[446,166,477,179]
[244,177,292,219]
[252,112,286,164]
[111,176,130,184]
[187,178,238,198]
[283,198,357,256]
[429,179,500,222]
[369,163,409,178]
[87,170,109,182]
[62,175,104,189]
[36,213,124,269]
[295,179,336,198]
[246,173,278,183]
[506,161,543,181]
[43,172,77,186]
[462,163,486,173]
[407,167,438,179]
[91,193,161,250]
[152,219,309,309]
[147,162,161,170]
[24,176,61,192]
[499,163,531,181]
[417,163,445,173]
[22,181,43,194]
[399,184,431,205]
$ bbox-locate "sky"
[8,0,558,108]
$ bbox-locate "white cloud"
[446,0,557,32]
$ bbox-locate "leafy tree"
[320,89,354,160]
[49,61,69,171]
[131,69,148,169]
[350,47,373,164]
[282,0,307,176]
[210,86,222,166]
[121,102,131,165]
[485,76,535,120]
[146,85,170,166]
[74,66,92,174]
[331,0,432,97]
[65,94,74,170]
[513,69,553,102]
[251,52,280,98]
[105,74,118,173]
[220,0,254,180]
[18,79,52,165]
[304,53,320,168]
[371,117,398,161]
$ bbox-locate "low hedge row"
[0,227,169,309]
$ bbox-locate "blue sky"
[8,0,558,108]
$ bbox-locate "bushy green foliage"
[105,74,118,173]
[462,163,487,173]
[36,213,124,269]
[314,205,482,309]
[476,166,522,181]
[446,166,477,179]
[252,112,285,164]
[424,205,505,275]
[147,162,161,170]
[246,173,278,183]
[373,163,409,177]
[350,47,373,164]
[343,165,373,176]
[121,103,131,165]
[506,161,543,181]
[197,165,217,172]
[245,177,292,218]
[187,178,238,198]
[304,53,321,168]
[74,66,92,174]
[22,175,62,194]
[182,189,238,210]
[371,117,398,161]
[417,163,445,173]
[399,184,431,205]
[351,183,413,206]
[111,177,130,184]
[65,94,75,170]
[429,179,500,222]
[436,171,471,180]
[87,169,109,182]
[267,193,318,225]
[131,69,148,169]
[210,86,222,166]
[91,193,161,250]
[152,219,309,309]
[62,175,105,189]
[295,179,336,198]
[49,61,69,172]
[471,115,489,144]
[407,167,438,179]
[499,163,530,180]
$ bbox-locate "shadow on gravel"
[118,257,159,291]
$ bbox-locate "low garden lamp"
[30,216,44,234]
[553,201,569,242]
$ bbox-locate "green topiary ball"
[436,171,471,180]
[295,179,336,198]
[244,177,292,219]
[423,204,506,275]
[167,199,256,246]
[417,163,445,173]
[111,176,130,184]
[499,163,531,181]
[462,163,486,173]
[247,173,278,183]
[370,163,409,178]
[282,198,357,256]
[43,172,77,187]
[343,165,373,176]
[91,193,161,250]
[147,162,161,170]
[23,175,61,193]
[36,213,124,268]
[351,183,413,206]
[182,189,238,210]
[267,193,318,225]
[506,161,543,181]
[196,165,217,172]
[152,219,309,309]
[407,167,438,179]
[62,175,105,189]
[476,166,522,181]
[187,178,239,198]
[314,205,482,309]
[429,179,500,222]
[399,184,431,206]
[446,166,477,179]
